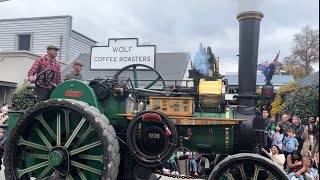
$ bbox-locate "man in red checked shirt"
[28,45,62,102]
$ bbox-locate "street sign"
[90,38,156,70]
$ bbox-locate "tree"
[283,63,306,80]
[270,82,297,116]
[284,25,319,76]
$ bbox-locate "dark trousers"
[36,87,52,102]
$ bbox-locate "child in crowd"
[269,145,286,169]
[283,128,299,158]
[270,123,284,151]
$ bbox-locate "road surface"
[0,165,203,180]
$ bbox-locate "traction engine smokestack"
[237,11,263,107]
[236,11,264,152]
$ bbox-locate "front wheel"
[4,99,120,180]
[209,153,289,180]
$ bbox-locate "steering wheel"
[35,69,56,88]
[113,64,166,89]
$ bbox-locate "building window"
[17,34,32,51]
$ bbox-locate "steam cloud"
[193,43,210,76]
[237,0,265,13]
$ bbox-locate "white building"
[0,15,98,105]
[0,15,97,63]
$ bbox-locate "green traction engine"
[4,11,289,180]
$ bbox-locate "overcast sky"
[0,0,319,74]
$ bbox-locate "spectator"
[270,123,284,151]
[188,152,198,176]
[283,128,299,161]
[263,110,271,130]
[279,114,292,136]
[315,117,319,128]
[270,115,277,131]
[269,145,286,169]
[304,158,318,180]
[291,116,305,150]
[0,128,6,170]
[301,124,319,158]
[287,150,307,180]
[0,104,9,125]
[163,154,179,175]
[308,117,315,125]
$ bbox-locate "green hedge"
[12,86,37,111]
[282,85,319,122]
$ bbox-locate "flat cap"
[47,45,60,50]
[73,60,85,66]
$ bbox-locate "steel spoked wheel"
[209,153,289,180]
[113,64,166,89]
[4,99,120,180]
[35,69,55,88]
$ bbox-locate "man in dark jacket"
[263,110,271,131]
[290,115,304,150]
[64,60,85,81]
[279,114,292,136]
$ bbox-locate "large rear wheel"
[4,99,120,180]
[209,153,289,180]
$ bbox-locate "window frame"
[15,33,33,51]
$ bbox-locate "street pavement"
[0,166,203,180]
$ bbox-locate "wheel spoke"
[73,124,94,149]
[265,174,277,180]
[237,164,247,180]
[144,76,161,89]
[76,168,87,180]
[36,114,57,141]
[35,127,53,149]
[133,65,138,88]
[64,117,86,148]
[17,161,49,178]
[77,154,103,163]
[25,153,48,160]
[70,141,101,156]
[66,174,74,180]
[57,113,61,146]
[253,164,262,180]
[222,170,235,180]
[19,137,49,151]
[64,109,71,139]
[36,165,52,180]
[71,160,102,175]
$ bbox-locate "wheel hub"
[49,146,70,176]
[49,150,64,167]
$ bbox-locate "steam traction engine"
[4,11,288,180]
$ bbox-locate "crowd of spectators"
[265,112,319,180]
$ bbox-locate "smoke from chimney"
[237,0,265,13]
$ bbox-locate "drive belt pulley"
[126,111,177,168]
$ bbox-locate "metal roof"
[0,80,17,87]
[298,71,319,87]
[61,52,191,88]
[225,74,294,86]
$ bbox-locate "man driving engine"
[28,45,62,102]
